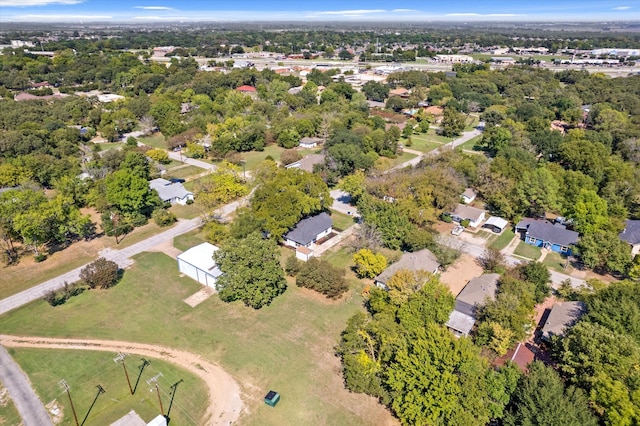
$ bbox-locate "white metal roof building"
[484,216,509,233]
[177,242,222,289]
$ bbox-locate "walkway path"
[313,224,358,257]
[0,345,52,426]
[0,335,243,426]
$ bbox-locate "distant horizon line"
[2,19,640,24]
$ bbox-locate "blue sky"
[0,0,638,22]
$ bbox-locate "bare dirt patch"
[184,287,215,307]
[440,253,484,297]
[45,400,63,425]
[0,335,244,426]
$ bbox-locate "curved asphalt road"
[0,345,53,426]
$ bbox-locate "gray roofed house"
[299,137,324,149]
[461,188,476,204]
[619,220,640,255]
[149,178,194,205]
[450,203,486,228]
[374,249,440,289]
[285,153,325,173]
[284,212,333,248]
[521,221,579,255]
[445,273,499,337]
[541,301,586,342]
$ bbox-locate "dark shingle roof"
[374,249,440,285]
[541,301,586,341]
[284,212,332,246]
[620,220,640,245]
[526,222,579,246]
[454,273,500,316]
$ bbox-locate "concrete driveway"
[330,189,359,217]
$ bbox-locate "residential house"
[149,178,194,205]
[283,212,333,249]
[374,249,440,290]
[14,92,66,102]
[540,301,586,342]
[285,153,325,173]
[366,100,386,109]
[461,188,477,204]
[450,204,486,228]
[484,216,509,234]
[177,242,222,288]
[389,87,410,98]
[30,81,51,89]
[299,137,324,149]
[445,273,499,337]
[236,85,257,94]
[619,220,640,255]
[516,219,579,255]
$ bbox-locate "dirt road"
[0,335,244,426]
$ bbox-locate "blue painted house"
[516,219,579,255]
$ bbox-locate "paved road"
[330,189,359,217]
[0,345,53,426]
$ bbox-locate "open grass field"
[375,151,417,170]
[172,228,207,252]
[138,133,167,150]
[0,251,394,426]
[240,145,318,170]
[95,142,125,152]
[7,348,207,425]
[330,210,356,232]
[403,135,442,153]
[0,386,20,426]
[488,229,516,251]
[514,241,542,261]
[464,115,479,131]
[164,165,206,180]
[168,202,203,220]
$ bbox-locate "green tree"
[80,257,121,289]
[566,189,610,234]
[106,169,159,216]
[440,107,466,138]
[515,168,560,218]
[504,361,598,426]
[353,249,387,279]
[483,126,512,155]
[213,231,287,309]
[515,261,551,304]
[296,258,348,299]
[147,148,170,164]
[361,81,390,102]
[577,230,632,275]
[194,161,248,218]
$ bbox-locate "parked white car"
[451,225,465,236]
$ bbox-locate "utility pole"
[59,380,79,426]
[133,358,151,394]
[80,385,105,426]
[165,379,184,422]
[147,373,164,416]
[113,352,133,395]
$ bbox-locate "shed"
[461,188,476,204]
[540,301,586,342]
[264,390,280,407]
[484,216,509,234]
[177,243,222,288]
[296,246,314,262]
[299,137,324,149]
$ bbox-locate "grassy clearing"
[95,142,125,152]
[138,133,167,150]
[168,202,203,220]
[240,145,318,170]
[514,241,542,261]
[489,229,516,251]
[403,135,442,152]
[543,251,573,274]
[8,348,207,425]
[458,135,484,151]
[0,251,389,425]
[164,165,206,180]
[330,210,356,231]
[464,115,479,131]
[375,151,417,171]
[0,386,21,426]
[173,228,207,252]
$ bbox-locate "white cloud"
[133,6,173,10]
[16,14,111,19]
[445,12,519,17]
[315,9,386,15]
[133,15,188,20]
[0,0,82,5]
[613,6,631,10]
[392,9,418,13]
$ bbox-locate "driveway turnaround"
[0,345,53,426]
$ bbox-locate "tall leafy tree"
[213,231,287,309]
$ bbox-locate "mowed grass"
[0,387,21,426]
[173,228,207,252]
[240,145,317,170]
[8,348,208,425]
[168,202,203,220]
[514,241,542,261]
[403,135,442,153]
[375,151,417,170]
[138,133,167,150]
[543,251,574,274]
[0,252,391,426]
[489,229,516,251]
[457,135,484,151]
[164,165,206,180]
[330,210,356,231]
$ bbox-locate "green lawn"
[543,251,574,274]
[330,210,356,232]
[8,348,207,425]
[138,133,167,150]
[0,251,388,425]
[403,135,443,152]
[514,241,542,261]
[164,165,206,180]
[0,387,21,426]
[168,202,203,220]
[464,115,479,131]
[375,151,417,171]
[96,142,125,151]
[240,145,317,171]
[457,135,484,151]
[489,229,516,251]
[173,228,207,252]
